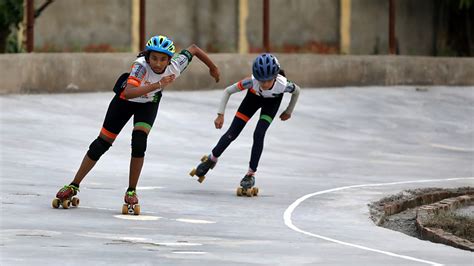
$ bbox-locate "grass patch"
[424,212,474,242]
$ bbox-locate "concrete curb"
[415,195,474,251]
[382,191,466,217]
[1,53,474,94]
[369,188,473,251]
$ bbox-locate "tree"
[435,0,474,56]
[0,0,23,53]
[1,0,55,53]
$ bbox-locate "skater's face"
[258,79,275,90]
[148,51,171,74]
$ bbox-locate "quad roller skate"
[236,174,259,197]
[122,190,140,215]
[52,184,80,209]
[189,154,217,183]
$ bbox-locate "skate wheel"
[200,155,208,162]
[62,199,71,209]
[72,197,80,207]
[246,188,253,197]
[236,187,243,196]
[198,176,205,183]
[252,187,259,196]
[133,204,141,215]
[52,198,60,208]
[189,168,196,177]
[122,204,128,215]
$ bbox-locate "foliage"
[0,0,23,52]
[0,0,23,29]
[459,0,473,9]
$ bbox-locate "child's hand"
[279,112,291,121]
[214,114,224,129]
[210,67,220,82]
[158,74,176,89]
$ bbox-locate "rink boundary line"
[283,177,474,266]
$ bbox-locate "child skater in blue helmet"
[53,35,220,214]
[190,53,300,196]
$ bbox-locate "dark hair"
[137,50,173,63]
[278,69,286,77]
[137,50,151,61]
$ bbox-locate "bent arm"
[122,82,160,99]
[284,84,301,114]
[217,84,240,115]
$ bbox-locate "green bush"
[0,0,23,53]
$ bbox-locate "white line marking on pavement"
[81,206,216,224]
[176,219,216,224]
[284,177,474,266]
[430,143,474,152]
[114,215,161,221]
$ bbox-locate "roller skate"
[52,184,80,209]
[189,154,217,183]
[236,174,259,197]
[122,190,140,215]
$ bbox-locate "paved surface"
[1,86,473,265]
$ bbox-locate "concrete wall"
[33,0,436,55]
[147,0,239,52]
[350,0,435,55]
[35,0,132,50]
[247,0,339,48]
[1,53,473,95]
[395,0,435,55]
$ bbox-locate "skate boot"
[52,184,80,209]
[236,174,259,197]
[122,190,140,215]
[189,154,217,183]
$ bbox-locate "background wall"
[34,0,132,50]
[33,0,436,55]
[1,53,473,95]
[350,0,435,55]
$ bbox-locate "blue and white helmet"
[145,35,175,57]
[252,53,280,81]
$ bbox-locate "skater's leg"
[248,120,271,172]
[71,153,99,185]
[128,129,148,189]
[211,117,246,157]
[71,96,134,186]
[212,91,261,157]
[248,96,283,172]
[128,157,144,189]
[128,100,159,189]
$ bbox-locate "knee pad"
[131,130,148,158]
[87,137,112,161]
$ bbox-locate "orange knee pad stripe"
[100,127,118,139]
[235,112,250,122]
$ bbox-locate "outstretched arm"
[186,44,220,82]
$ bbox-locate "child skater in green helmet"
[190,53,300,196]
[53,35,220,214]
